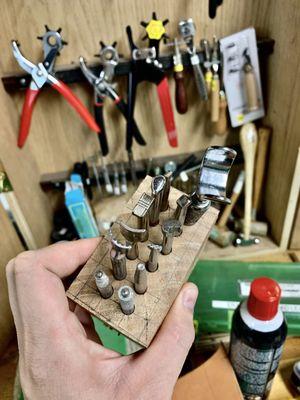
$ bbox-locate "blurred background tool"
[179,18,208,101]
[210,170,244,247]
[210,36,220,122]
[234,123,259,246]
[172,38,188,114]
[243,48,259,112]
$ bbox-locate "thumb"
[138,283,198,384]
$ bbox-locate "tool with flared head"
[185,146,237,225]
[118,221,147,259]
[149,175,166,226]
[161,219,182,255]
[146,243,162,272]
[12,26,99,148]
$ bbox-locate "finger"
[136,283,198,388]
[6,239,99,338]
[35,238,101,277]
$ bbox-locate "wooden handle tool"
[174,69,188,114]
[218,170,245,229]
[244,62,259,111]
[212,91,228,135]
[252,127,271,220]
[210,73,220,122]
[173,38,188,114]
[240,123,258,240]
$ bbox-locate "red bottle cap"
[247,277,281,321]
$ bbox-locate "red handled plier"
[11,27,100,148]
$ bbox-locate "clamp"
[12,26,99,148]
[79,42,146,157]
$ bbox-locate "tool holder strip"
[1,39,274,92]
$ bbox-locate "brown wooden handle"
[213,92,228,136]
[210,75,220,122]
[240,123,258,240]
[218,192,239,228]
[244,64,259,111]
[174,71,188,114]
[252,127,271,218]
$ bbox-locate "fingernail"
[182,286,198,311]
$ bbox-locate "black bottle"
[229,277,287,399]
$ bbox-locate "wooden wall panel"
[0,0,299,246]
[290,201,300,249]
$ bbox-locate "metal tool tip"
[120,287,131,298]
[95,271,103,279]
[137,263,145,271]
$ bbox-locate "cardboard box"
[173,345,243,400]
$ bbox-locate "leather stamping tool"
[94,270,113,299]
[149,175,166,226]
[174,194,192,229]
[185,146,236,225]
[134,262,147,294]
[132,192,154,242]
[118,286,135,315]
[161,219,182,255]
[146,243,162,272]
[119,221,146,260]
[160,171,172,211]
[110,238,131,280]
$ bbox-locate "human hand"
[6,239,198,400]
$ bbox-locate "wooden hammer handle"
[218,191,239,228]
[252,127,271,218]
[240,123,258,240]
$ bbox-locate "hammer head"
[233,234,260,247]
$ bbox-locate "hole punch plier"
[12,26,99,148]
[79,43,146,157]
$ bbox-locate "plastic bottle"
[229,277,287,399]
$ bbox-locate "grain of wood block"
[67,176,218,347]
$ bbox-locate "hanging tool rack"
[1,39,274,92]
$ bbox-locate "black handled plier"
[79,44,146,156]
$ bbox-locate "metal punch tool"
[185,146,237,225]
[110,238,132,280]
[118,221,147,260]
[132,192,154,242]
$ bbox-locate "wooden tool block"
[67,176,219,348]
